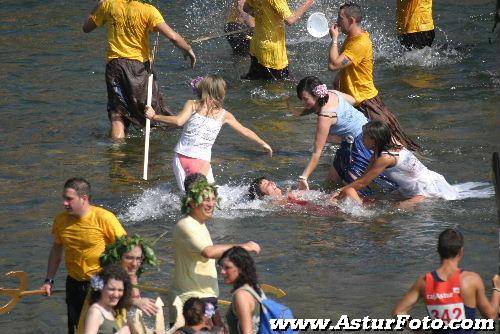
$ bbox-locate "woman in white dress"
[332,121,457,208]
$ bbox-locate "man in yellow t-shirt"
[242,0,315,80]
[328,3,419,151]
[41,178,126,334]
[82,0,196,139]
[396,0,435,49]
[169,177,261,328]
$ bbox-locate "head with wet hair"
[248,177,267,200]
[362,121,400,156]
[339,2,363,23]
[437,228,464,260]
[296,76,330,115]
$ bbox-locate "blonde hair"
[197,75,227,116]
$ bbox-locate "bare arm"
[155,22,196,69]
[327,24,352,71]
[82,0,103,33]
[146,100,195,126]
[41,242,63,295]
[284,0,315,26]
[234,290,257,334]
[201,241,261,259]
[298,114,335,190]
[392,276,425,315]
[238,0,255,27]
[224,112,273,157]
[341,154,395,192]
[475,274,500,319]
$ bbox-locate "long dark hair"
[89,264,132,310]
[362,121,401,157]
[296,76,329,115]
[219,246,262,296]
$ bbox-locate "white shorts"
[172,154,215,191]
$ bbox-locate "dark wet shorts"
[357,95,420,151]
[242,55,289,80]
[398,29,435,50]
[105,58,172,129]
[224,22,251,55]
[66,275,89,334]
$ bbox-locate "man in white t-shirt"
[169,178,261,328]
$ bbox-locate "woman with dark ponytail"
[295,76,396,193]
[219,247,262,334]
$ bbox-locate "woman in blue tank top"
[295,76,396,192]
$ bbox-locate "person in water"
[331,121,458,208]
[393,228,500,332]
[294,76,397,193]
[145,75,272,191]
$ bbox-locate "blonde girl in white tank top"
[146,75,272,191]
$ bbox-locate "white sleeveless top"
[175,108,226,162]
[383,149,458,200]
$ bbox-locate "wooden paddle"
[0,271,64,314]
[492,152,500,274]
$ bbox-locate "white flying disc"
[307,12,329,38]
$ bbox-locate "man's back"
[91,0,165,62]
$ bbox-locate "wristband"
[332,41,338,45]
[298,175,308,181]
[493,287,500,292]
[44,278,54,285]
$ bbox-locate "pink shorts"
[173,154,215,191]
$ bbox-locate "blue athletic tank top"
[321,91,368,140]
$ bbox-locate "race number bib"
[426,303,466,323]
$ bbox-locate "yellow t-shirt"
[339,31,379,105]
[247,0,292,70]
[91,0,165,62]
[171,215,218,301]
[52,206,126,281]
[396,0,434,34]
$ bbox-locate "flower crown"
[312,84,328,98]
[181,180,220,214]
[91,275,104,291]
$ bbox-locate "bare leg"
[110,118,126,139]
[396,195,426,209]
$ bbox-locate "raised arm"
[298,114,335,190]
[155,22,196,69]
[201,241,261,259]
[224,112,273,157]
[392,276,425,315]
[474,273,500,319]
[41,242,63,296]
[82,0,104,33]
[146,100,195,126]
[285,0,315,26]
[328,25,352,71]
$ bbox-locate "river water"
[1,0,499,333]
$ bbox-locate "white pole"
[143,74,153,180]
